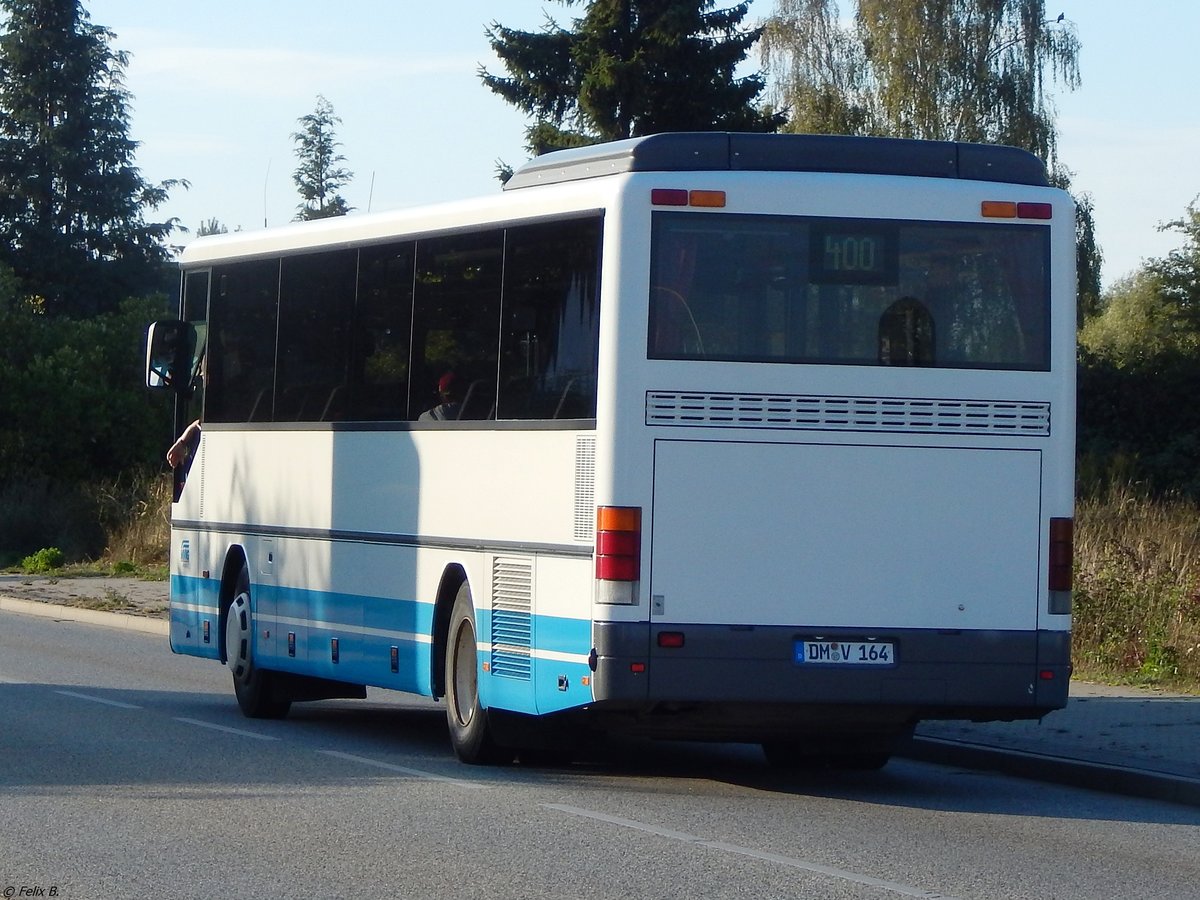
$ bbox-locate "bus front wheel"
[226,563,291,720]
[444,583,511,765]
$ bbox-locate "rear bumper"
[589,622,1069,739]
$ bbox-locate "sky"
[86,0,1200,290]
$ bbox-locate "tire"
[444,583,511,764]
[225,562,291,719]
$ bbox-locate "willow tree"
[761,0,1099,317]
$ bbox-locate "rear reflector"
[657,631,685,649]
[1049,517,1073,592]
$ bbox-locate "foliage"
[20,546,64,573]
[1072,189,1103,321]
[292,95,353,220]
[481,1,784,156]
[0,268,171,488]
[1146,198,1200,330]
[196,217,229,237]
[1073,487,1200,689]
[1079,271,1199,365]
[762,0,1079,152]
[1077,198,1200,498]
[0,0,184,315]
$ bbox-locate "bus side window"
[497,217,601,420]
[878,297,935,366]
[411,231,503,422]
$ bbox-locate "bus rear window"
[648,212,1049,371]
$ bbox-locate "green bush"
[20,546,64,573]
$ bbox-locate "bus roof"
[504,132,1049,191]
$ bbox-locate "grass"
[0,468,170,579]
[1073,485,1200,692]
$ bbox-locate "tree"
[196,217,229,237]
[1080,199,1200,363]
[1149,198,1200,329]
[291,95,353,221]
[0,0,183,315]
[760,0,1096,312]
[481,1,784,157]
[762,1,1079,154]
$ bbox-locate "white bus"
[147,132,1075,767]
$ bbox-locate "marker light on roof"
[689,190,726,208]
[651,189,727,208]
[1017,202,1053,220]
[651,189,689,206]
[982,200,1053,220]
[981,201,1018,218]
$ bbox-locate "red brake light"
[657,631,685,649]
[1049,517,1073,592]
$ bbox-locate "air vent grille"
[573,435,597,541]
[491,557,533,680]
[646,392,1050,437]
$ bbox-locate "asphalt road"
[2,609,1198,900]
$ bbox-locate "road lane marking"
[317,750,486,790]
[55,689,142,709]
[542,803,960,900]
[174,717,280,740]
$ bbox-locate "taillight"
[1049,517,1073,592]
[596,506,640,581]
[596,506,641,605]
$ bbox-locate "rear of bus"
[519,134,1075,757]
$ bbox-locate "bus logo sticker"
[180,539,190,568]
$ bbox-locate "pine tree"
[482,1,783,156]
[0,0,183,315]
[291,95,353,221]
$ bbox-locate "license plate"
[795,640,896,666]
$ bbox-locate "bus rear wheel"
[444,583,511,765]
[226,563,291,720]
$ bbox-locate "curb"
[900,735,1200,809]
[0,595,169,637]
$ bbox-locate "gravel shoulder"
[0,574,168,617]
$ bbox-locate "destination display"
[809,224,898,285]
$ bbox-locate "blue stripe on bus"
[168,573,594,715]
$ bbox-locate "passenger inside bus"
[418,372,464,421]
[878,297,935,366]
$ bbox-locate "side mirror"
[145,320,198,393]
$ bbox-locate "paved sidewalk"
[3,578,1198,805]
[907,681,1200,807]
